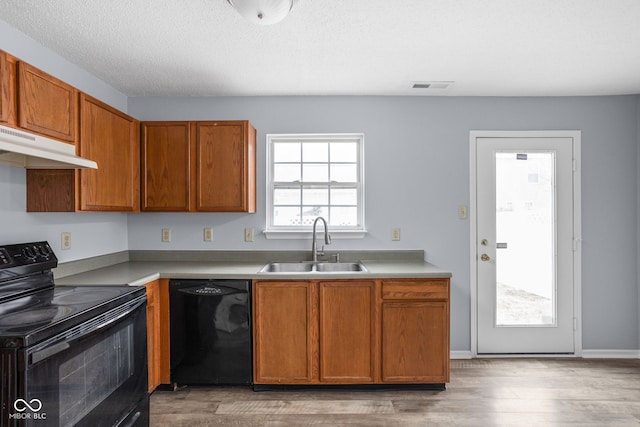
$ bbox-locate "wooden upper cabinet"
[0,50,15,124]
[78,94,139,211]
[17,61,77,143]
[141,122,191,211]
[27,95,140,212]
[193,121,256,212]
[141,120,256,213]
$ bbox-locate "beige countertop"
[54,257,452,287]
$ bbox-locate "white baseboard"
[581,349,640,359]
[450,351,473,359]
[451,349,640,359]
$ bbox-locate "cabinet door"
[253,281,318,384]
[319,281,376,383]
[0,50,13,124]
[158,279,171,385]
[144,280,161,393]
[141,122,191,211]
[381,301,449,383]
[193,121,256,212]
[17,61,77,143]
[78,94,139,211]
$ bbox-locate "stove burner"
[0,306,73,327]
[52,288,122,305]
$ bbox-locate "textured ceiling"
[1,0,639,97]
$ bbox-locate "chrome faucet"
[311,217,331,262]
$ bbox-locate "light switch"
[161,228,171,242]
[244,227,254,242]
[458,205,468,220]
[391,227,401,241]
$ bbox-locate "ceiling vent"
[412,81,454,90]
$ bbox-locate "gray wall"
[128,95,640,352]
[0,18,638,353]
[0,18,130,260]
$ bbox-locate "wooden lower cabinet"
[144,280,160,392]
[253,281,317,383]
[145,278,171,392]
[318,281,376,383]
[380,279,450,383]
[253,278,449,386]
[158,279,171,386]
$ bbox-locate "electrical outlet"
[244,227,254,242]
[161,228,171,242]
[204,227,213,242]
[391,227,401,241]
[61,232,71,250]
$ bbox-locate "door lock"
[480,253,491,262]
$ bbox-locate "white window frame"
[264,133,366,239]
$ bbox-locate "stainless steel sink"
[313,262,367,272]
[259,261,367,273]
[259,262,315,273]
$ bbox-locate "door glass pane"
[495,152,556,326]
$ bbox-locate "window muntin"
[266,134,364,234]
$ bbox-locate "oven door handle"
[29,295,146,365]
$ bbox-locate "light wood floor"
[150,358,640,426]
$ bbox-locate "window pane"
[330,207,358,226]
[274,188,301,205]
[303,164,328,182]
[330,164,358,182]
[274,164,301,182]
[267,133,364,232]
[274,142,300,162]
[331,188,358,206]
[302,206,328,225]
[303,188,328,205]
[330,142,357,162]
[495,152,556,326]
[302,143,328,162]
[273,206,302,226]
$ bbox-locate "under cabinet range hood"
[0,124,97,169]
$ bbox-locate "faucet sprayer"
[311,217,331,262]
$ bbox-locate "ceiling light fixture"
[227,0,294,25]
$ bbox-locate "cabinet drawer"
[381,279,449,300]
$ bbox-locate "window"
[265,133,365,238]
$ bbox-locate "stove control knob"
[37,245,52,256]
[23,246,36,259]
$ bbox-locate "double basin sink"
[259,261,368,274]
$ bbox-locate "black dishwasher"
[169,279,251,386]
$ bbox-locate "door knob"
[480,254,491,262]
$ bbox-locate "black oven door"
[18,295,148,427]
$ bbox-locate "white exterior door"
[472,132,580,354]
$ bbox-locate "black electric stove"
[0,242,145,348]
[0,242,148,427]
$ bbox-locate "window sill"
[263,230,367,240]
